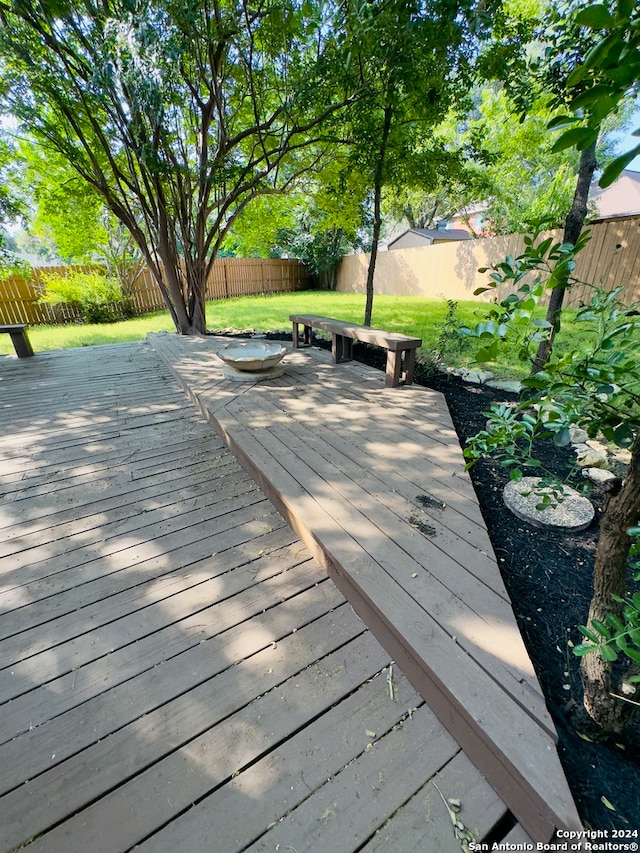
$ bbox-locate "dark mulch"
[264,332,640,832]
[418,362,640,834]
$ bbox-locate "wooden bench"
[290,314,421,387]
[0,324,34,358]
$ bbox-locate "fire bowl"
[217,341,287,372]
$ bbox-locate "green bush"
[39,270,133,323]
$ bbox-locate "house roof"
[590,169,640,219]
[387,228,471,248]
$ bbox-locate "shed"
[590,169,640,220]
[387,227,470,250]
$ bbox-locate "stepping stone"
[503,477,594,531]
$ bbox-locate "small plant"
[434,299,473,364]
[575,593,640,670]
[464,403,547,473]
[39,269,133,323]
[463,403,575,508]
[420,298,473,374]
[575,525,640,692]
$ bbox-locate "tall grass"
[1,290,586,379]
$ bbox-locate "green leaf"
[573,642,598,656]
[574,4,615,28]
[476,342,498,363]
[551,126,599,153]
[600,144,640,187]
[613,424,635,448]
[617,0,635,16]
[553,428,572,447]
[570,86,616,114]
[547,114,582,131]
[600,644,618,662]
[591,619,613,639]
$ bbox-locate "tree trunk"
[364,103,392,327]
[531,141,597,374]
[580,441,640,733]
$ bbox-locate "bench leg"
[385,351,402,387]
[10,331,34,358]
[332,334,353,364]
[291,322,311,349]
[385,349,416,387]
[403,348,416,385]
[292,322,312,348]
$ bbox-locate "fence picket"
[0,258,311,325]
[336,216,640,308]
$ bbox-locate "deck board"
[0,341,520,852]
[148,332,583,840]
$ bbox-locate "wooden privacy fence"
[0,257,311,326]
[336,216,640,307]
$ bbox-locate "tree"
[0,124,27,274]
[0,0,357,334]
[19,137,109,263]
[462,233,640,734]
[383,184,474,232]
[443,88,588,235]
[341,0,495,327]
[460,0,640,735]
[225,155,370,287]
[18,136,146,292]
[477,0,629,372]
[551,0,640,187]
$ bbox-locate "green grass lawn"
[1,290,586,380]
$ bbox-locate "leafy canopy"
[0,0,358,331]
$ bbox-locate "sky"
[611,104,640,172]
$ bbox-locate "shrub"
[39,270,133,323]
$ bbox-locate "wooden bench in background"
[290,314,421,388]
[0,324,34,358]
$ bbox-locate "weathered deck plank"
[148,332,582,840]
[0,341,517,852]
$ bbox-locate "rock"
[610,447,632,467]
[503,477,594,531]
[569,426,589,445]
[574,445,608,468]
[586,439,609,455]
[459,368,494,384]
[582,468,620,487]
[486,379,522,393]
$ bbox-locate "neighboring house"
[590,169,640,220]
[446,204,489,235]
[386,227,470,250]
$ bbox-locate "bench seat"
[290,314,421,387]
[0,324,34,358]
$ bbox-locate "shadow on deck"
[148,332,583,842]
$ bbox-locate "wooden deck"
[148,332,584,842]
[0,340,542,853]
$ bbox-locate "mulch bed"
[264,332,640,832]
[418,363,640,834]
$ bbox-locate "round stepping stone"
[503,477,594,531]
